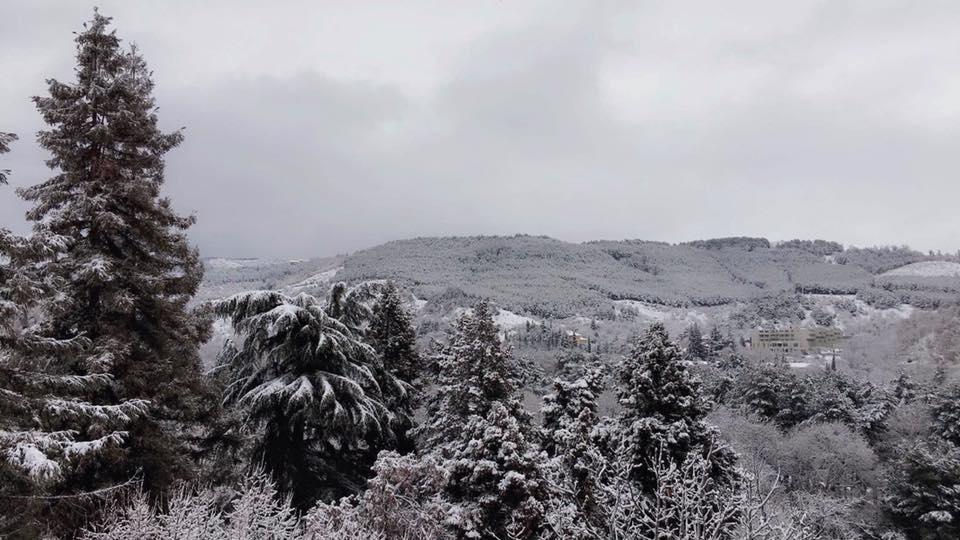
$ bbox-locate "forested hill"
[330,235,960,318]
[199,236,960,319]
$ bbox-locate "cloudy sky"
[2,1,959,258]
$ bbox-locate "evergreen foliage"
[540,361,606,528]
[213,288,409,508]
[418,300,523,451]
[369,282,421,400]
[616,322,737,492]
[15,11,214,504]
[418,301,552,539]
[1,156,145,536]
[886,438,960,540]
[931,385,960,446]
[0,132,16,185]
[686,323,707,361]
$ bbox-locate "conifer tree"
[541,362,606,527]
[419,300,522,451]
[685,323,707,361]
[369,282,421,392]
[0,132,16,185]
[616,323,736,492]
[368,282,420,452]
[541,362,604,457]
[1,132,146,536]
[892,370,918,404]
[418,301,551,539]
[17,11,213,497]
[932,384,960,446]
[886,438,960,539]
[213,288,409,508]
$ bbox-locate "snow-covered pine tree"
[886,438,960,539]
[213,288,409,509]
[617,322,737,493]
[369,282,420,393]
[368,282,420,452]
[708,325,723,348]
[1,142,146,536]
[686,323,707,361]
[418,300,522,451]
[540,361,606,530]
[0,132,16,185]
[541,361,604,456]
[17,11,214,498]
[417,301,552,539]
[932,384,960,446]
[892,370,918,404]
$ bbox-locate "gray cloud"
[2,1,960,258]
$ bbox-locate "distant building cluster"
[749,326,845,355]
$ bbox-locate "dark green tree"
[213,288,410,509]
[369,282,421,391]
[368,282,420,452]
[541,362,606,529]
[0,132,16,185]
[1,129,145,537]
[932,385,960,446]
[886,438,960,540]
[419,300,522,451]
[685,323,707,361]
[616,323,737,492]
[17,11,214,501]
[418,301,551,539]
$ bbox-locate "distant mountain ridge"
[332,235,959,318]
[198,236,960,318]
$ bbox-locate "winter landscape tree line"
[2,12,960,540]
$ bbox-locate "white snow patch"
[854,299,915,320]
[410,295,428,312]
[206,258,254,269]
[883,261,960,277]
[493,308,538,329]
[285,266,342,292]
[613,300,669,321]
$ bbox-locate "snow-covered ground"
[205,257,259,269]
[446,306,538,329]
[612,300,711,328]
[613,300,669,321]
[410,295,428,312]
[883,260,960,277]
[493,308,538,329]
[284,266,342,292]
[854,299,914,320]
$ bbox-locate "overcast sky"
[2,1,960,258]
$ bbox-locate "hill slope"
[335,235,877,317]
[198,236,960,319]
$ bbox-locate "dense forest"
[2,12,960,540]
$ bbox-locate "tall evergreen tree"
[17,11,213,498]
[368,282,420,452]
[887,438,960,540]
[932,384,960,447]
[369,282,421,392]
[419,300,522,451]
[1,131,145,536]
[540,362,606,529]
[418,301,551,539]
[685,323,707,361]
[213,288,409,508]
[617,323,736,492]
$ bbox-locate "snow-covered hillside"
[883,260,960,277]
